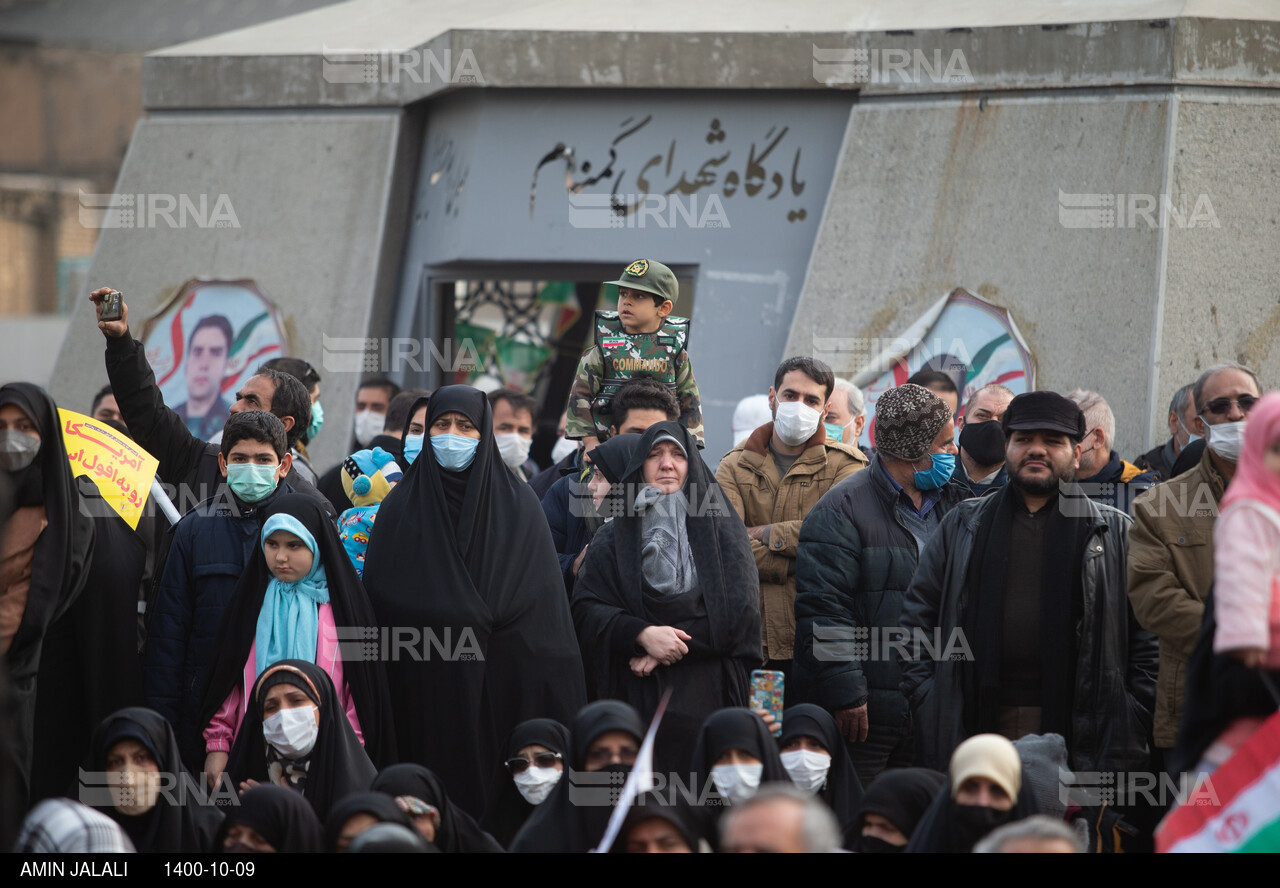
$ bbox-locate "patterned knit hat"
[873,383,952,461]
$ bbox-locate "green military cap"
[604,259,677,306]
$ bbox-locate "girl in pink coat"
[197,493,395,788]
[1213,391,1280,669]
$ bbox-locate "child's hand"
[238,778,260,795]
[204,751,228,789]
[1228,647,1267,669]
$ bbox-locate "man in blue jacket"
[793,383,973,785]
[142,410,297,768]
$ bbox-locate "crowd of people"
[0,262,1276,854]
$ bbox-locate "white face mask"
[0,429,40,473]
[496,432,533,470]
[551,435,578,464]
[354,409,386,447]
[1206,418,1246,463]
[711,763,763,804]
[263,705,319,759]
[774,401,822,447]
[780,748,831,796]
[513,766,562,805]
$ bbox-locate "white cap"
[732,394,774,446]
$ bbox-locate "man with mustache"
[900,391,1156,781]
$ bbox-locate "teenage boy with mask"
[566,259,703,452]
[716,357,867,699]
[143,410,297,768]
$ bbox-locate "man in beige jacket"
[716,357,868,700]
[1128,361,1260,761]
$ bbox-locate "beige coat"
[1127,446,1227,748]
[715,423,867,662]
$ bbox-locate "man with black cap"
[900,391,1157,780]
[792,383,971,785]
[565,259,703,452]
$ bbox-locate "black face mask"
[855,834,906,853]
[221,841,260,853]
[952,803,1015,851]
[959,420,1007,468]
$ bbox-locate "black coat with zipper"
[792,455,973,735]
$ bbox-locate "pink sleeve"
[205,643,256,753]
[1213,504,1280,653]
[317,604,364,747]
[204,682,243,754]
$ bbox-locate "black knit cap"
[1001,391,1087,439]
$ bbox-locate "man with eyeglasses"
[1128,361,1262,767]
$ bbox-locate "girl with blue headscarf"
[199,493,394,788]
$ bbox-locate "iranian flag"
[1158,710,1280,852]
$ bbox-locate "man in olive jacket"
[900,391,1157,775]
[792,383,972,784]
[1127,362,1258,759]
[716,357,868,698]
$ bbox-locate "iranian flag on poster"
[1158,711,1280,852]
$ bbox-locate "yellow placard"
[58,408,159,530]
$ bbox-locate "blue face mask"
[306,401,324,440]
[403,433,424,466]
[824,422,845,442]
[431,433,479,471]
[226,462,280,503]
[913,452,956,491]
[1177,416,1201,449]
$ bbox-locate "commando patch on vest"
[607,356,672,375]
[624,259,649,277]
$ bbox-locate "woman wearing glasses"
[510,701,644,853]
[481,718,571,848]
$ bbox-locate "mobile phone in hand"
[749,669,785,727]
[98,290,123,322]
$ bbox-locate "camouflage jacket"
[566,337,704,448]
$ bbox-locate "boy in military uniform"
[566,258,704,450]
